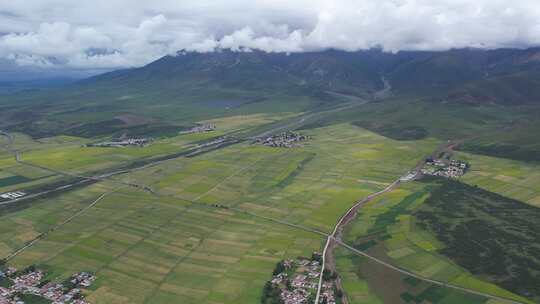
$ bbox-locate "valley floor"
[1,115,539,304]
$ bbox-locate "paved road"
[315,178,401,304]
[1,126,527,303]
[250,98,370,139]
[0,131,238,206]
[315,140,527,304]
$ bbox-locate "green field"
[10,190,323,304]
[335,247,491,304]
[1,114,539,304]
[416,178,540,302]
[457,151,540,207]
[113,124,438,233]
[0,123,441,303]
[341,182,532,304]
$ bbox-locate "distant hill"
[2,47,540,139]
[85,47,540,105]
[84,49,386,96]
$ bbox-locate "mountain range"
[86,47,540,105]
[1,47,540,159]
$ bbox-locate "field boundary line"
[337,239,525,304]
[4,191,111,261]
[229,207,328,237]
[315,179,400,303]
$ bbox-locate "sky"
[1,0,540,75]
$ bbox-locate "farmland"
[1,118,540,304]
[456,151,540,207]
[1,122,444,303]
[340,181,533,304]
[416,179,540,302]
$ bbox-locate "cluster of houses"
[0,192,25,200]
[266,254,337,304]
[179,124,216,134]
[84,138,152,148]
[255,132,310,148]
[421,158,469,178]
[0,266,95,304]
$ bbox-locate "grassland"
[7,113,297,175]
[341,181,533,304]
[416,179,540,302]
[2,118,539,304]
[334,247,492,304]
[1,123,441,303]
[5,188,323,304]
[112,124,439,233]
[456,151,540,207]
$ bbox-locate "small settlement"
[263,253,338,304]
[179,124,216,135]
[421,158,469,178]
[255,132,309,148]
[0,266,95,304]
[0,191,25,200]
[84,138,152,148]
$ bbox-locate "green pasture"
[0,122,442,303]
[342,182,532,303]
[7,120,536,303]
[115,123,438,233]
[4,186,323,304]
[456,151,540,207]
[0,182,114,257]
[335,246,491,304]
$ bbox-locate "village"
[0,191,25,200]
[255,131,310,148]
[0,265,95,304]
[179,124,216,134]
[263,253,338,304]
[84,138,152,148]
[421,158,469,178]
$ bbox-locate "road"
[1,117,527,303]
[314,140,527,304]
[4,192,111,261]
[315,178,401,304]
[337,240,523,304]
[1,135,527,304]
[249,97,370,139]
[0,131,242,206]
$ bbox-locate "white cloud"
[1,0,540,71]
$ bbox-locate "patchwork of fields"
[457,151,540,207]
[6,187,323,304]
[340,182,533,304]
[1,119,540,304]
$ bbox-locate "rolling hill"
[2,47,540,156]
